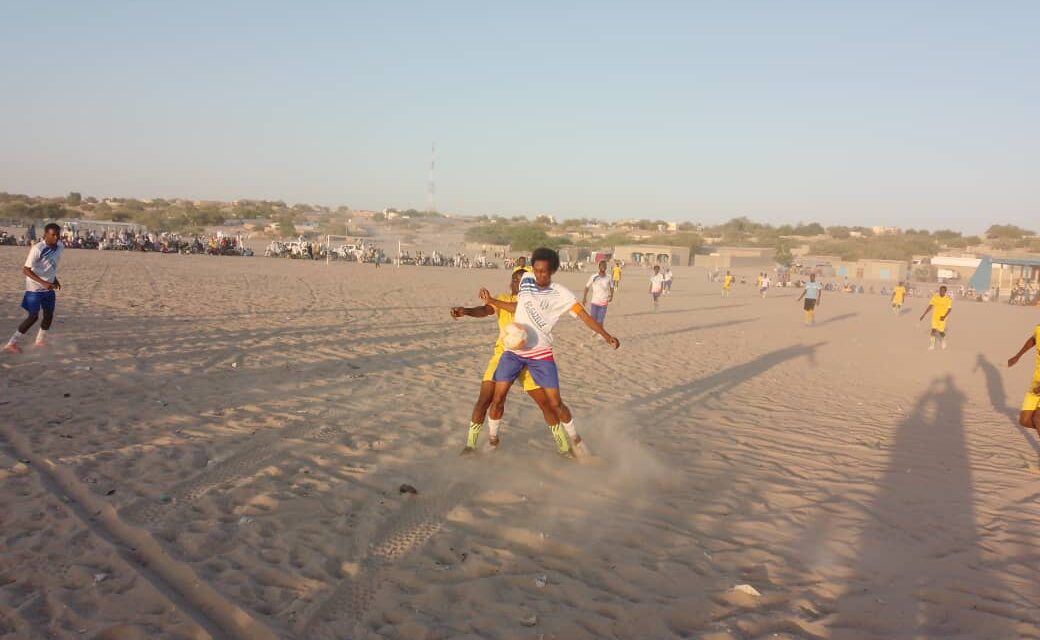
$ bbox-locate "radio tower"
[426,142,437,214]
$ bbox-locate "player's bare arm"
[479,288,517,313]
[1007,335,1035,367]
[22,266,54,290]
[919,305,933,321]
[574,306,620,349]
[450,304,494,320]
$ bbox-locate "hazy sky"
[2,1,1036,231]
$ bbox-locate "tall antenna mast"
[427,142,436,214]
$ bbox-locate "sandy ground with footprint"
[2,246,1040,639]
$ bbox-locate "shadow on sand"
[974,353,1040,458]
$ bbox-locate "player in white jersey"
[6,223,63,354]
[479,247,620,458]
[649,265,665,310]
[582,260,614,327]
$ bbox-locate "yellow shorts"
[931,319,947,333]
[483,349,538,391]
[1022,379,1040,411]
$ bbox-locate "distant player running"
[582,260,614,327]
[663,267,673,294]
[759,273,771,298]
[611,261,622,292]
[891,281,907,314]
[1007,324,1040,432]
[452,268,543,453]
[920,285,952,350]
[649,265,664,311]
[722,270,734,297]
[796,273,822,325]
[480,248,619,458]
[6,223,63,353]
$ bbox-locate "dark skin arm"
[574,305,620,349]
[450,303,494,319]
[22,266,58,290]
[1008,335,1035,367]
[479,289,516,313]
[919,305,933,322]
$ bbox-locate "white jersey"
[585,273,613,306]
[761,277,771,288]
[511,273,580,359]
[664,270,673,282]
[650,273,665,293]
[24,241,63,292]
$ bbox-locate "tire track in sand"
[300,482,476,639]
[0,424,279,640]
[121,423,341,526]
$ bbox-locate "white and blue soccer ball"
[501,323,527,350]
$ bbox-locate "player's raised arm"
[572,303,619,349]
[479,288,517,313]
[1008,334,1036,367]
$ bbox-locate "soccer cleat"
[459,446,477,456]
[3,343,20,354]
[465,422,483,450]
[34,341,46,349]
[549,424,572,455]
[488,435,500,449]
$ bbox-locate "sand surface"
[2,248,1039,639]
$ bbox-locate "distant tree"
[986,224,1033,239]
[826,226,851,239]
[65,192,82,206]
[774,241,794,267]
[791,222,825,236]
[276,213,297,238]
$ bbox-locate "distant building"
[693,246,774,271]
[611,244,689,266]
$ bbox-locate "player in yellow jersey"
[611,261,622,292]
[451,268,578,454]
[722,270,734,297]
[1007,324,1040,431]
[919,285,953,350]
[891,281,907,314]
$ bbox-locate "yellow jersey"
[611,266,621,281]
[723,275,734,288]
[892,286,906,304]
[929,294,952,325]
[492,293,518,351]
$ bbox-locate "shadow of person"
[834,375,1017,637]
[974,353,1040,458]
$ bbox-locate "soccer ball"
[501,323,527,350]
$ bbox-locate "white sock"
[8,331,25,346]
[36,328,48,344]
[562,420,578,439]
[488,419,502,438]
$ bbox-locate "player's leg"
[522,359,572,456]
[463,380,496,453]
[929,329,937,350]
[35,294,55,346]
[6,294,41,353]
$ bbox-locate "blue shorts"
[21,290,56,315]
[493,351,560,389]
[588,303,608,325]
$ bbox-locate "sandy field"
[2,247,1039,640]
